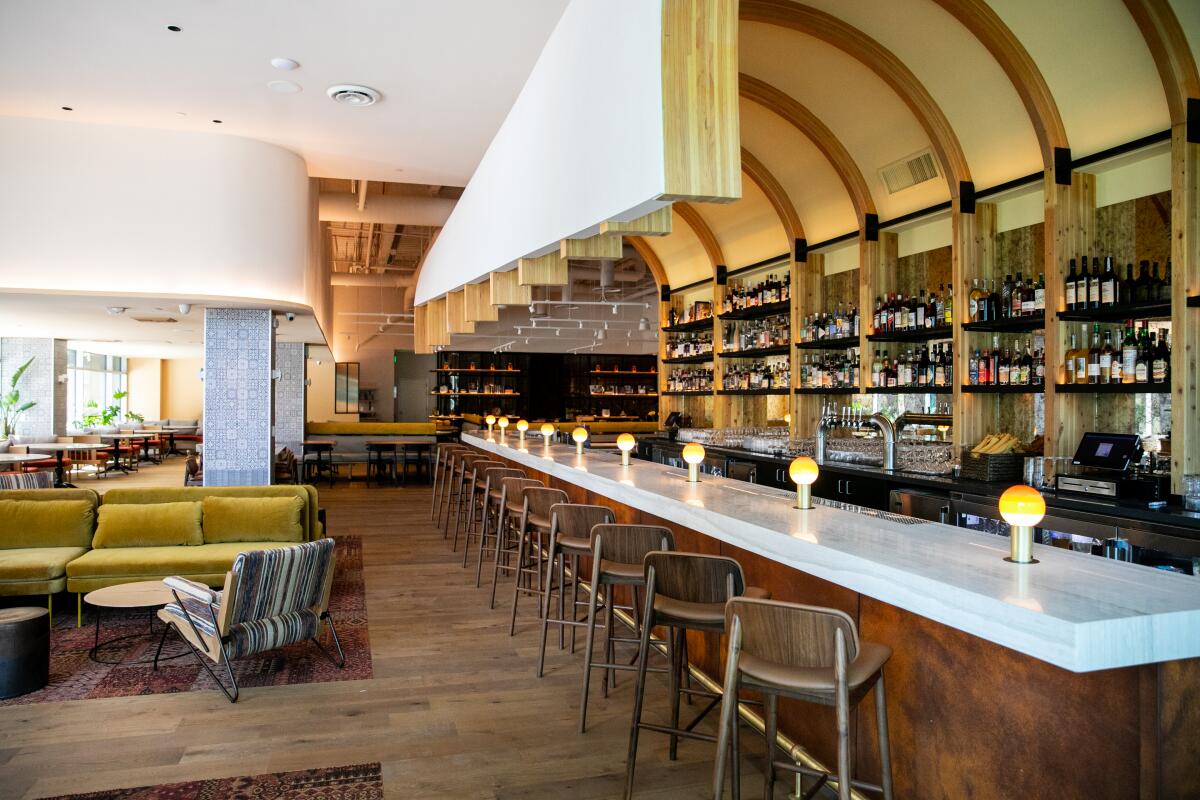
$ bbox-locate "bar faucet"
[866,412,897,471]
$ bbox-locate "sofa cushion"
[66,541,294,580]
[0,546,87,580]
[0,499,95,548]
[202,496,304,544]
[94,501,202,548]
[100,487,320,542]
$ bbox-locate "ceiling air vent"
[132,316,178,324]
[879,149,939,194]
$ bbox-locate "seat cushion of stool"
[599,559,643,581]
[488,489,504,501]
[505,502,525,516]
[738,641,892,694]
[557,535,591,551]
[526,513,551,531]
[653,596,723,626]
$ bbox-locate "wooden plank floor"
[0,466,776,799]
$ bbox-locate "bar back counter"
[463,431,1200,799]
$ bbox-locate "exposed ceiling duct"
[319,193,455,225]
[330,273,414,288]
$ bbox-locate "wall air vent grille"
[132,316,179,324]
[879,149,939,194]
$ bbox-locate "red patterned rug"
[2,537,370,706]
[35,762,383,799]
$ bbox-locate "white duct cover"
[330,273,414,288]
[319,193,455,225]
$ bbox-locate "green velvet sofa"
[0,485,323,623]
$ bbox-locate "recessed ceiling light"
[175,111,187,117]
[167,25,181,32]
[211,119,222,124]
[327,84,381,107]
[61,106,72,111]
[267,80,302,94]
[270,57,300,71]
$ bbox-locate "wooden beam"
[953,201,997,453]
[740,0,970,196]
[660,0,741,203]
[425,296,450,347]
[600,206,674,237]
[741,147,803,242]
[560,234,623,260]
[517,252,568,287]
[627,236,669,289]
[673,202,725,274]
[1170,124,1199,495]
[740,73,877,223]
[445,288,475,335]
[489,269,531,306]
[412,304,430,354]
[464,281,499,323]
[928,0,1068,168]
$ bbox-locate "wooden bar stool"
[535,502,615,674]
[485,476,544,605]
[578,523,675,733]
[438,447,475,532]
[430,444,467,521]
[452,459,505,552]
[445,453,492,542]
[508,486,568,634]
[624,552,770,800]
[714,597,893,800]
[466,466,526,577]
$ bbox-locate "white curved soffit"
[739,100,857,244]
[654,208,715,288]
[0,117,312,309]
[689,173,788,269]
[739,22,949,221]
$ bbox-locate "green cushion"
[0,546,88,581]
[0,499,95,549]
[66,541,294,581]
[202,496,304,544]
[93,501,203,548]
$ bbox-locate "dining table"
[23,443,107,488]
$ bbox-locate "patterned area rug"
[1,537,370,706]
[36,762,384,799]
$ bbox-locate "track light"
[612,304,618,314]
[638,317,649,331]
[529,303,536,313]
[596,328,606,341]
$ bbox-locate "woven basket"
[960,448,1023,482]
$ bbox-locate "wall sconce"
[999,484,1045,564]
[789,456,819,510]
[617,433,636,466]
[682,442,705,482]
[572,426,588,456]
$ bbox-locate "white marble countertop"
[465,432,1200,672]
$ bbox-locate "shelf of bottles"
[867,342,954,393]
[662,295,714,333]
[432,352,525,417]
[866,287,953,343]
[663,332,713,364]
[1056,319,1171,391]
[796,347,859,392]
[716,272,791,321]
[796,307,859,349]
[719,360,789,393]
[1058,257,1171,321]
[794,386,858,395]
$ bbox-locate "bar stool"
[434,446,470,529]
[535,502,615,674]
[484,476,544,604]
[624,551,770,800]
[445,453,491,540]
[509,486,569,634]
[453,460,508,554]
[366,442,397,486]
[466,466,526,576]
[714,597,893,800]
[578,523,675,733]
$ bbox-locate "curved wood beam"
[674,202,726,273]
[1122,0,1200,125]
[928,0,1068,166]
[741,146,804,243]
[740,73,876,224]
[741,0,970,196]
[627,236,669,288]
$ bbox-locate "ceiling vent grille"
[132,316,178,324]
[879,149,939,194]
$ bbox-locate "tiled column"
[202,308,274,486]
[274,341,306,457]
[0,337,67,440]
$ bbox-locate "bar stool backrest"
[484,467,525,491]
[525,487,569,519]
[643,551,745,604]
[470,460,505,481]
[501,477,543,507]
[549,503,614,542]
[591,524,675,564]
[725,597,860,667]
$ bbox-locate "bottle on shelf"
[1159,259,1172,303]
[1065,258,1078,312]
[967,336,1043,387]
[800,349,859,389]
[1087,324,1101,384]
[1099,329,1115,384]
[722,316,790,352]
[667,367,713,393]
[721,358,790,391]
[1034,273,1045,312]
[1135,261,1152,304]
[1135,325,1150,384]
[799,305,858,342]
[665,333,713,359]
[871,285,952,333]
[1087,256,1102,310]
[1152,330,1170,383]
[1101,257,1117,307]
[721,273,791,313]
[1121,320,1138,384]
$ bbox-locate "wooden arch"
[626,236,668,289]
[740,0,970,196]
[740,73,877,226]
[674,201,727,273]
[741,146,804,243]
[1122,0,1200,124]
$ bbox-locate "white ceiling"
[0,292,320,358]
[0,0,570,185]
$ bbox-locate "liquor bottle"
[1088,257,1102,310]
[1109,330,1123,384]
[668,307,678,327]
[1021,274,1035,316]
[968,279,983,322]
[989,335,1001,386]
[1020,341,1034,386]
[968,349,980,385]
[1001,275,1014,319]
[1099,329,1115,384]
[1065,258,1078,311]
[1159,259,1172,303]
[1121,321,1138,384]
[1135,327,1150,383]
[1120,263,1135,306]
[1075,323,1090,383]
[916,289,927,329]
[1101,256,1117,307]
[997,347,1010,385]
[1135,261,1151,303]
[943,285,953,326]
[1150,262,1163,303]
[987,279,1000,321]
[1152,331,1169,383]
[1087,324,1101,384]
[1034,273,1045,312]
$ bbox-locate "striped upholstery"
[0,471,53,490]
[162,537,335,660]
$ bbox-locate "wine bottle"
[1120,263,1135,306]
[1065,258,1078,311]
[1121,321,1138,384]
[1064,331,1079,385]
[1087,324,1101,384]
[1088,257,1102,309]
[1135,261,1151,303]
[1099,329,1114,384]
[1160,259,1172,303]
[1101,256,1116,307]
[1153,330,1169,383]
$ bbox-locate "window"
[67,350,128,428]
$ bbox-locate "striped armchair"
[154,537,344,702]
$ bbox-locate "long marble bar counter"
[465,432,1200,672]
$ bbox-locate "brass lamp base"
[621,452,631,466]
[1004,525,1039,564]
[687,463,700,482]
[576,442,584,456]
[794,484,813,510]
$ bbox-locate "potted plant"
[1,357,37,440]
[76,390,144,430]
